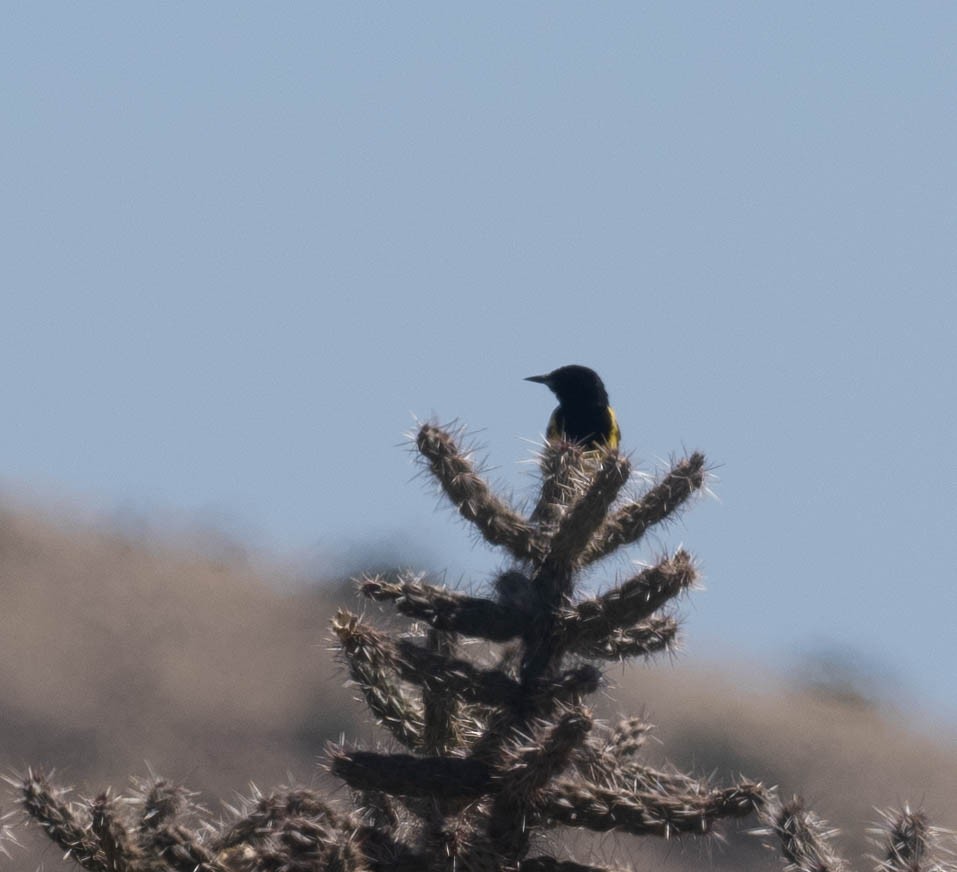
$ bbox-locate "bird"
[525,364,620,450]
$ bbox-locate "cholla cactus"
[325,423,764,870]
[11,422,948,872]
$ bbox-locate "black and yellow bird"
[525,364,620,450]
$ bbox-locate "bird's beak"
[525,374,550,385]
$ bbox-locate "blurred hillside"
[1,498,954,871]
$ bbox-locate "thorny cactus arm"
[90,792,139,872]
[213,787,378,872]
[561,550,697,652]
[874,807,942,872]
[757,796,851,872]
[542,452,631,574]
[334,609,524,708]
[486,708,594,855]
[416,424,536,561]
[529,441,590,528]
[332,609,425,749]
[213,788,349,853]
[577,718,705,797]
[360,573,527,641]
[542,780,767,838]
[567,616,679,660]
[19,770,103,871]
[422,628,459,755]
[581,452,706,566]
[138,778,190,831]
[496,709,594,803]
[133,778,225,872]
[329,748,491,799]
[142,823,223,872]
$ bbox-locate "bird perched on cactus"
[526,364,621,450]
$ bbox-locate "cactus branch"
[329,749,491,799]
[562,551,697,650]
[20,770,103,871]
[333,610,425,748]
[542,779,767,838]
[582,453,706,565]
[758,796,850,872]
[360,574,527,642]
[416,424,535,560]
[568,616,679,660]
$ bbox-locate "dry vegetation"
[0,433,954,871]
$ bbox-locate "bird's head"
[525,364,610,406]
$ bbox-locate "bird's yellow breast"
[546,405,620,450]
[606,406,621,449]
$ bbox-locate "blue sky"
[3,5,956,722]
